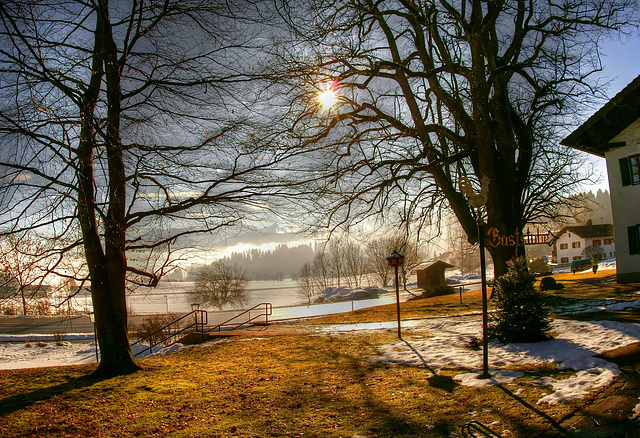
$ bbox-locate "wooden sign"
[486,227,525,248]
[486,227,550,247]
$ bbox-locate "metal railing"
[131,309,208,357]
[205,302,272,333]
[461,421,503,438]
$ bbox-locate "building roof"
[561,75,640,157]
[556,223,614,240]
[414,260,455,271]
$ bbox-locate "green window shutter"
[620,157,632,186]
[629,225,640,255]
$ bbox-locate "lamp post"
[386,250,405,339]
[477,218,491,379]
[459,176,491,379]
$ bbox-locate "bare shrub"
[1,301,19,315]
[128,314,183,346]
[32,299,51,316]
[54,331,66,346]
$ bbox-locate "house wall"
[555,232,586,265]
[606,119,640,282]
[555,233,615,266]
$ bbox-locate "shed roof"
[561,75,640,157]
[414,260,454,271]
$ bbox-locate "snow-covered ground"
[370,315,640,405]
[0,338,177,371]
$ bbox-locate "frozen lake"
[66,279,423,324]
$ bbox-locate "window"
[560,257,569,263]
[604,238,613,245]
[592,239,601,246]
[572,241,581,248]
[573,256,582,261]
[629,225,640,255]
[620,154,640,186]
[560,243,568,250]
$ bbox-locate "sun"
[318,79,340,109]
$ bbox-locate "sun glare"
[318,79,340,110]
[319,89,338,109]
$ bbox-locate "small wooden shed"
[415,260,454,289]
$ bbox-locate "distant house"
[561,75,640,283]
[414,260,454,289]
[552,222,615,266]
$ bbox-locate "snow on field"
[372,314,640,405]
[0,338,177,370]
[312,286,387,303]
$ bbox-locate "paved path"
[560,341,640,437]
[0,316,94,335]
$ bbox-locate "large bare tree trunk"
[78,2,139,376]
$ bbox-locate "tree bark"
[77,1,139,376]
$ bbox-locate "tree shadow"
[401,339,457,392]
[0,373,104,417]
[495,384,567,436]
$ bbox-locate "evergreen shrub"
[489,256,551,343]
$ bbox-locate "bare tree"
[582,245,605,262]
[296,262,316,305]
[365,234,427,287]
[445,220,479,276]
[342,239,366,287]
[271,0,637,279]
[0,233,57,315]
[0,1,302,375]
[190,260,249,310]
[365,238,395,287]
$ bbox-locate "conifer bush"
[489,256,551,343]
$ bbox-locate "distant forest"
[195,244,317,281]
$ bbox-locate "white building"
[562,75,640,283]
[552,223,615,266]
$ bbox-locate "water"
[60,279,425,325]
[129,279,419,322]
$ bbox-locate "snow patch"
[371,316,640,404]
[313,286,386,303]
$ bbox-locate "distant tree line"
[208,244,316,281]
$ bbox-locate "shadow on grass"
[496,384,567,436]
[0,373,104,417]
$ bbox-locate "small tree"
[582,245,605,263]
[190,261,249,310]
[490,257,551,344]
[296,262,316,305]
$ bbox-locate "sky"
[581,32,640,193]
[214,32,640,257]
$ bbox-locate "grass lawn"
[0,270,637,437]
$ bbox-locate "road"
[0,316,94,335]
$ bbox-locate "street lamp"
[459,176,491,379]
[386,250,405,339]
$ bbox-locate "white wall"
[556,232,586,264]
[606,119,640,280]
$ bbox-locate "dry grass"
[304,289,489,325]
[0,271,638,437]
[0,333,579,438]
